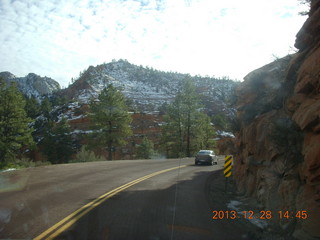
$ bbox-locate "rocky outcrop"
[0,72,60,99]
[234,1,320,239]
[217,137,237,155]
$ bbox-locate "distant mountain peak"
[0,71,61,99]
[27,73,38,77]
[0,71,16,80]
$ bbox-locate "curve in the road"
[34,164,188,240]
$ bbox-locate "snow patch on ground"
[244,216,269,229]
[70,129,94,134]
[227,200,269,229]
[217,130,235,138]
[227,200,242,211]
[0,168,17,173]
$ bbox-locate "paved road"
[0,157,245,240]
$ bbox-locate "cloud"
[0,0,308,86]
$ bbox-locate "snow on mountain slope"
[0,71,60,99]
[63,59,239,113]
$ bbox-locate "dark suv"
[195,150,217,165]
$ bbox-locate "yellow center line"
[34,164,187,240]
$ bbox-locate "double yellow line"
[34,164,187,240]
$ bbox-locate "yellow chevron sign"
[224,155,233,177]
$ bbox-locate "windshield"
[0,0,315,240]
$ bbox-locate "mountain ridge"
[0,60,239,116]
[61,59,239,115]
[0,71,61,99]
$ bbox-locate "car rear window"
[198,151,211,155]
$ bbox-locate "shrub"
[71,146,106,163]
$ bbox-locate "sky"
[0,0,309,87]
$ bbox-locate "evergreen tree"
[41,97,52,119]
[161,95,184,157]
[0,79,34,165]
[161,77,215,157]
[137,137,154,159]
[194,113,216,150]
[52,95,67,107]
[25,96,41,119]
[41,118,74,164]
[212,113,227,130]
[89,84,132,160]
[181,78,201,156]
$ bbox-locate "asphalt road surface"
[0,158,255,240]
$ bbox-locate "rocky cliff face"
[0,72,60,99]
[233,1,320,239]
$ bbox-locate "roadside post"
[224,155,233,192]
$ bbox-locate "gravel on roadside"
[205,169,294,240]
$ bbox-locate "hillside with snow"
[61,59,239,115]
[1,60,238,161]
[0,71,60,99]
[1,60,238,129]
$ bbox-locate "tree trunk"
[186,112,191,157]
[178,113,184,158]
[107,141,113,160]
[108,121,113,160]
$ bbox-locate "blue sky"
[0,0,308,87]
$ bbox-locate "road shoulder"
[206,169,288,240]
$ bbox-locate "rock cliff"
[233,1,320,239]
[0,72,60,99]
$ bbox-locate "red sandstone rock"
[294,46,320,95]
[301,133,320,184]
[295,184,320,238]
[286,93,307,112]
[292,97,320,130]
[216,137,236,155]
[234,1,320,238]
[295,0,320,51]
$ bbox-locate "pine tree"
[41,97,52,119]
[25,96,41,119]
[181,78,201,157]
[193,113,216,150]
[161,77,215,157]
[137,137,154,159]
[41,118,74,164]
[0,79,34,165]
[212,113,227,130]
[89,84,132,160]
[161,95,184,157]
